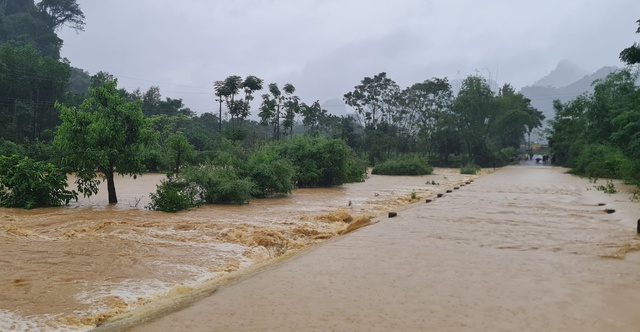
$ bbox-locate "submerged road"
[116,165,640,331]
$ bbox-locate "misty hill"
[520,66,617,124]
[532,60,589,88]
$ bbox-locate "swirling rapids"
[1,168,479,331]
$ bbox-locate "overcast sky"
[59,0,640,116]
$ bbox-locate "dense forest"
[1,0,637,209]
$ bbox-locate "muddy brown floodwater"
[123,165,640,332]
[1,168,481,331]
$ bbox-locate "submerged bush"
[371,155,433,175]
[344,151,367,183]
[147,176,203,212]
[272,135,360,187]
[460,163,481,175]
[182,166,256,204]
[247,145,296,197]
[0,155,77,209]
[572,144,628,179]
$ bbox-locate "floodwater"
[123,163,640,332]
[0,168,480,331]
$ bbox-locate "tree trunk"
[106,170,118,204]
[175,153,181,175]
[218,100,223,132]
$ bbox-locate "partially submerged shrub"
[460,163,481,175]
[147,176,203,212]
[247,145,296,197]
[182,166,256,204]
[371,155,433,175]
[272,135,359,187]
[590,178,618,195]
[573,144,627,179]
[0,155,77,209]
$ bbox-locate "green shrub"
[371,155,433,175]
[212,138,249,172]
[0,139,23,157]
[496,147,517,165]
[247,145,296,197]
[460,163,481,175]
[344,151,367,183]
[590,178,618,195]
[573,144,627,179]
[620,157,640,185]
[0,155,77,209]
[142,146,168,172]
[146,177,202,212]
[182,166,256,204]
[23,140,55,163]
[273,135,357,187]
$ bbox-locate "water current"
[1,168,481,331]
[123,163,640,332]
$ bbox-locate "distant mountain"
[532,60,589,88]
[520,65,617,125]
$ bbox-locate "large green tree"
[619,19,640,65]
[0,44,70,143]
[165,132,194,174]
[344,72,399,129]
[492,84,544,149]
[54,79,153,204]
[0,0,84,59]
[398,78,454,155]
[214,75,263,126]
[450,75,496,165]
[36,0,85,32]
[343,72,400,163]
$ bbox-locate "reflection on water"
[1,169,478,331]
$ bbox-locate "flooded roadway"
[120,164,640,332]
[1,168,480,331]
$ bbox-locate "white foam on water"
[75,279,175,308]
[0,310,92,332]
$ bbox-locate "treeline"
[343,73,543,167]
[548,68,640,185]
[549,20,640,186]
[1,0,553,209]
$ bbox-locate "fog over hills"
[520,61,617,124]
[323,60,619,125]
[531,59,590,88]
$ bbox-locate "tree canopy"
[54,79,153,204]
[619,19,640,65]
[549,68,640,183]
[0,0,85,59]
